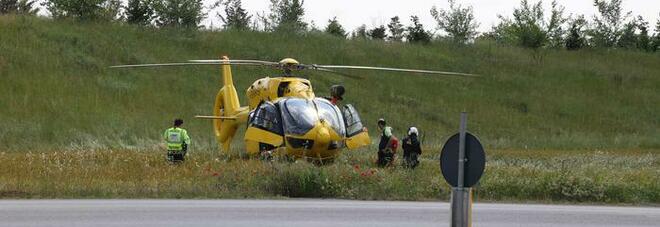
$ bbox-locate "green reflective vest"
[163,127,191,151]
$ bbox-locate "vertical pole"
[451,112,470,227]
[458,112,467,188]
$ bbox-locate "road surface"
[0,199,658,227]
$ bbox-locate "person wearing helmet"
[377,118,397,167]
[163,118,191,163]
[402,127,422,169]
[326,85,345,105]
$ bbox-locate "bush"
[491,0,567,49]
[324,16,346,38]
[430,0,479,44]
[125,0,153,26]
[217,0,251,30]
[1,0,39,15]
[153,0,205,28]
[548,174,605,202]
[367,25,386,40]
[265,0,306,33]
[43,0,121,21]
[565,16,587,50]
[590,0,632,48]
[262,162,337,198]
[387,16,405,42]
[406,15,431,44]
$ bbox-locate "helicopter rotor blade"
[110,62,221,68]
[309,67,364,79]
[311,65,479,77]
[188,59,279,65]
[111,59,478,78]
[110,61,277,68]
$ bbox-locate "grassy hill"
[0,15,659,203]
[1,15,658,151]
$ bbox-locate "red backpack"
[388,136,399,153]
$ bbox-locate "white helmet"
[408,127,418,136]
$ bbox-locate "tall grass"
[0,147,657,204]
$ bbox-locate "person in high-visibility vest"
[163,118,191,163]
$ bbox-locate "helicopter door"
[342,104,370,149]
[245,102,284,155]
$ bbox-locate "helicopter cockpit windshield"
[315,98,346,136]
[281,98,318,135]
[280,98,346,136]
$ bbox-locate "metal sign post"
[451,187,472,227]
[441,112,484,227]
[451,112,470,227]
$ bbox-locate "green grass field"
[1,148,657,204]
[0,15,658,203]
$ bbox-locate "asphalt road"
[1,199,658,227]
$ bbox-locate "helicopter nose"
[317,127,330,142]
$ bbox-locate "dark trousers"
[167,143,187,163]
[377,149,394,167]
[403,152,420,169]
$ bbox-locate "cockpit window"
[249,101,283,135]
[281,98,318,135]
[314,98,346,137]
[279,98,347,136]
[343,104,364,137]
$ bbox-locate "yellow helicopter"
[112,57,476,162]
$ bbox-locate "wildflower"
[353,165,360,171]
[212,172,220,176]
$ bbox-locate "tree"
[368,25,387,40]
[217,0,251,30]
[387,16,405,42]
[1,0,39,15]
[125,0,153,25]
[430,0,479,43]
[43,0,121,21]
[635,16,651,51]
[153,0,205,28]
[306,20,323,33]
[491,0,567,49]
[617,18,637,49]
[406,15,431,44]
[0,0,15,14]
[565,15,587,50]
[17,0,38,14]
[267,0,307,32]
[351,24,367,40]
[254,11,271,31]
[654,17,660,52]
[590,0,631,48]
[324,17,346,38]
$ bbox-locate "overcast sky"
[204,0,659,33]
